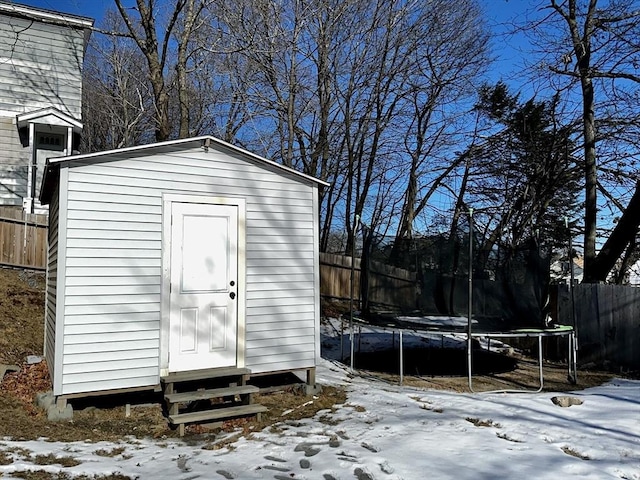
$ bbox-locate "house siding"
[0,118,26,205]
[57,145,317,395]
[0,15,85,117]
[0,8,88,207]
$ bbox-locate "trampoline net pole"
[349,215,359,371]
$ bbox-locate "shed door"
[168,202,238,372]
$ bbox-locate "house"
[39,136,328,427]
[0,1,92,213]
[550,255,584,284]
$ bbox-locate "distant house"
[550,255,583,284]
[629,260,640,286]
[0,1,93,213]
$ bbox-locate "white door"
[168,202,238,372]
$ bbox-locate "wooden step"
[165,385,259,404]
[161,367,251,384]
[169,404,268,426]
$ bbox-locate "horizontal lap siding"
[44,188,59,379]
[0,16,84,116]
[60,146,317,394]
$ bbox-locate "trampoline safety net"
[360,224,551,330]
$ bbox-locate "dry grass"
[465,417,501,428]
[0,267,347,443]
[561,445,591,460]
[0,270,45,366]
[9,472,133,480]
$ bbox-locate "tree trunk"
[580,74,598,281]
[587,180,640,283]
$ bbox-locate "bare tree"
[112,0,207,141]
[394,0,490,245]
[82,11,153,151]
[527,0,640,282]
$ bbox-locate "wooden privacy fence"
[556,283,640,370]
[319,252,417,310]
[0,206,47,270]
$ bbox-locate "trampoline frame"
[346,319,578,393]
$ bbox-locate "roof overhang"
[17,107,83,135]
[47,135,330,186]
[0,2,93,30]
[40,135,330,205]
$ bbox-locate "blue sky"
[16,0,535,93]
[18,0,527,22]
[16,0,110,19]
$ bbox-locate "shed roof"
[40,135,329,203]
[0,1,94,29]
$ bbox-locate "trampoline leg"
[467,333,474,393]
[568,331,578,384]
[350,324,355,371]
[536,335,544,393]
[399,330,404,386]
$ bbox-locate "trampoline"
[344,211,579,393]
[344,314,577,393]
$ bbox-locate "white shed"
[39,136,327,410]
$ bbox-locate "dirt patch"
[0,270,45,365]
[349,347,613,392]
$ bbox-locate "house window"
[36,133,65,151]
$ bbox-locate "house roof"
[17,107,83,133]
[40,135,329,203]
[0,1,94,29]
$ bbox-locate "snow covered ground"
[1,322,639,479]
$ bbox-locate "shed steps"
[161,367,265,436]
[168,404,268,425]
[164,385,259,404]
[162,367,251,384]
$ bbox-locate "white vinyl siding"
[57,144,317,395]
[0,15,85,117]
[0,9,88,207]
[44,186,59,380]
[0,118,27,205]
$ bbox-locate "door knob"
[230,292,236,300]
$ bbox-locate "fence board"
[0,206,47,270]
[320,252,416,310]
[557,283,640,370]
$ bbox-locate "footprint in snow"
[263,465,291,472]
[264,455,287,463]
[216,470,235,479]
[176,455,191,472]
[379,460,394,474]
[354,466,376,480]
[361,442,379,453]
[295,442,321,457]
